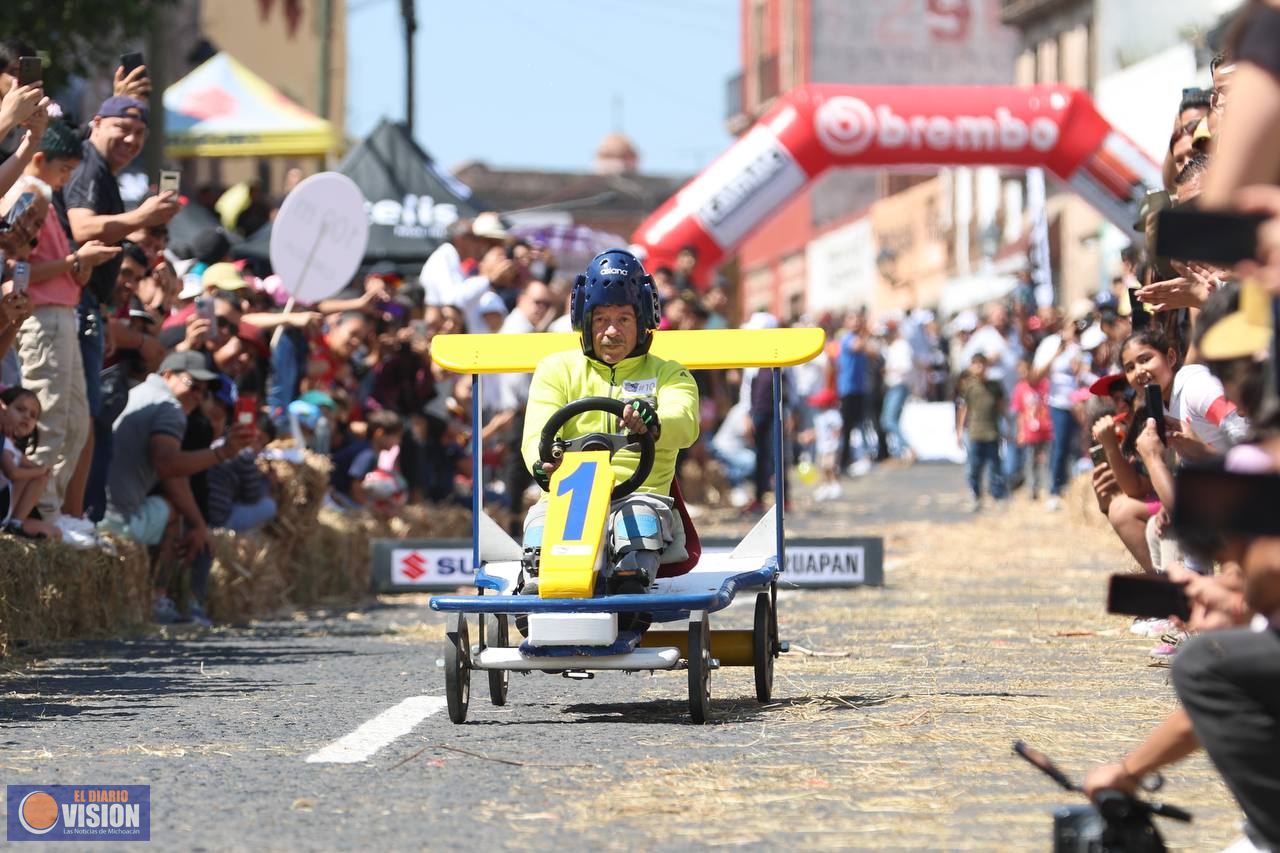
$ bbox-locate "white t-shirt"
[1171,364,1249,453]
[1032,334,1082,410]
[813,409,843,457]
[417,242,493,332]
[711,402,752,456]
[0,436,19,521]
[548,313,574,334]
[884,338,915,388]
[960,324,1021,393]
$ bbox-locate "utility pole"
[318,0,333,119]
[401,0,417,135]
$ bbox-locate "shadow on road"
[0,625,369,727]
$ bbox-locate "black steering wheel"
[538,397,655,500]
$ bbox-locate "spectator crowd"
[6,3,1280,846]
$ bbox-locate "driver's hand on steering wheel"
[621,400,660,438]
[539,458,562,480]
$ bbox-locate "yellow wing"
[431,328,825,374]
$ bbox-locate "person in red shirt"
[1009,356,1052,500]
[12,122,121,520]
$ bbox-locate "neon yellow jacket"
[522,350,700,496]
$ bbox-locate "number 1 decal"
[556,461,597,541]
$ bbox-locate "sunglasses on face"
[179,373,211,396]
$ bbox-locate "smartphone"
[119,51,145,78]
[1106,574,1191,622]
[234,394,258,426]
[195,296,215,323]
[159,170,180,195]
[16,56,41,87]
[1173,466,1280,540]
[1155,208,1267,265]
[1128,287,1149,330]
[1144,383,1166,445]
[1089,444,1107,466]
[11,261,29,294]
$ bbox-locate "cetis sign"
[634,84,1162,275]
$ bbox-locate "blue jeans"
[711,445,755,487]
[78,299,109,522]
[1002,412,1024,484]
[879,384,909,457]
[1048,406,1078,496]
[225,497,278,533]
[966,437,1006,499]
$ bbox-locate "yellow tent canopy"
[163,52,337,158]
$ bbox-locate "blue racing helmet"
[570,249,660,360]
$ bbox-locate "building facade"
[727,0,1025,320]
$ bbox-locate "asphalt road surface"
[0,463,1237,850]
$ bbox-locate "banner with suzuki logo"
[371,536,884,593]
[634,84,1162,274]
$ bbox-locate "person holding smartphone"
[9,121,122,524]
[62,96,179,523]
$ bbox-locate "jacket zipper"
[608,364,618,431]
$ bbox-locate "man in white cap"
[418,212,518,331]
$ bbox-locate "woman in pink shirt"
[11,121,119,522]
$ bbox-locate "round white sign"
[269,172,370,304]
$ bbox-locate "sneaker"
[1044,496,1062,512]
[825,482,843,499]
[1149,631,1188,659]
[849,458,873,477]
[742,500,765,516]
[186,600,213,628]
[728,486,751,508]
[59,515,96,534]
[1130,618,1171,638]
[152,595,182,625]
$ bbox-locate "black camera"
[1014,742,1191,853]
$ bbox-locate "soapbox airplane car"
[428,327,823,723]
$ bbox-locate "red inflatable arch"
[632,84,1161,276]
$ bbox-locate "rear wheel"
[444,614,471,724]
[488,615,509,706]
[753,593,774,703]
[688,617,711,724]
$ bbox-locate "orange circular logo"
[19,791,59,834]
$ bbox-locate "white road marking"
[304,696,447,764]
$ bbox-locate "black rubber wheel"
[688,617,711,724]
[444,613,471,724]
[753,593,774,703]
[488,615,509,706]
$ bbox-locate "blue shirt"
[267,329,307,428]
[836,332,868,397]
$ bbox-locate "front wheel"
[444,614,471,724]
[688,616,711,724]
[488,615,509,706]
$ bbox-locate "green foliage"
[0,0,176,91]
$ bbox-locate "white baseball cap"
[478,290,508,317]
[471,212,509,242]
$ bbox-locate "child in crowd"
[338,409,405,509]
[0,387,59,540]
[1010,357,1052,500]
[955,353,1006,511]
[808,388,844,500]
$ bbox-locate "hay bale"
[0,536,149,657]
[205,530,293,625]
